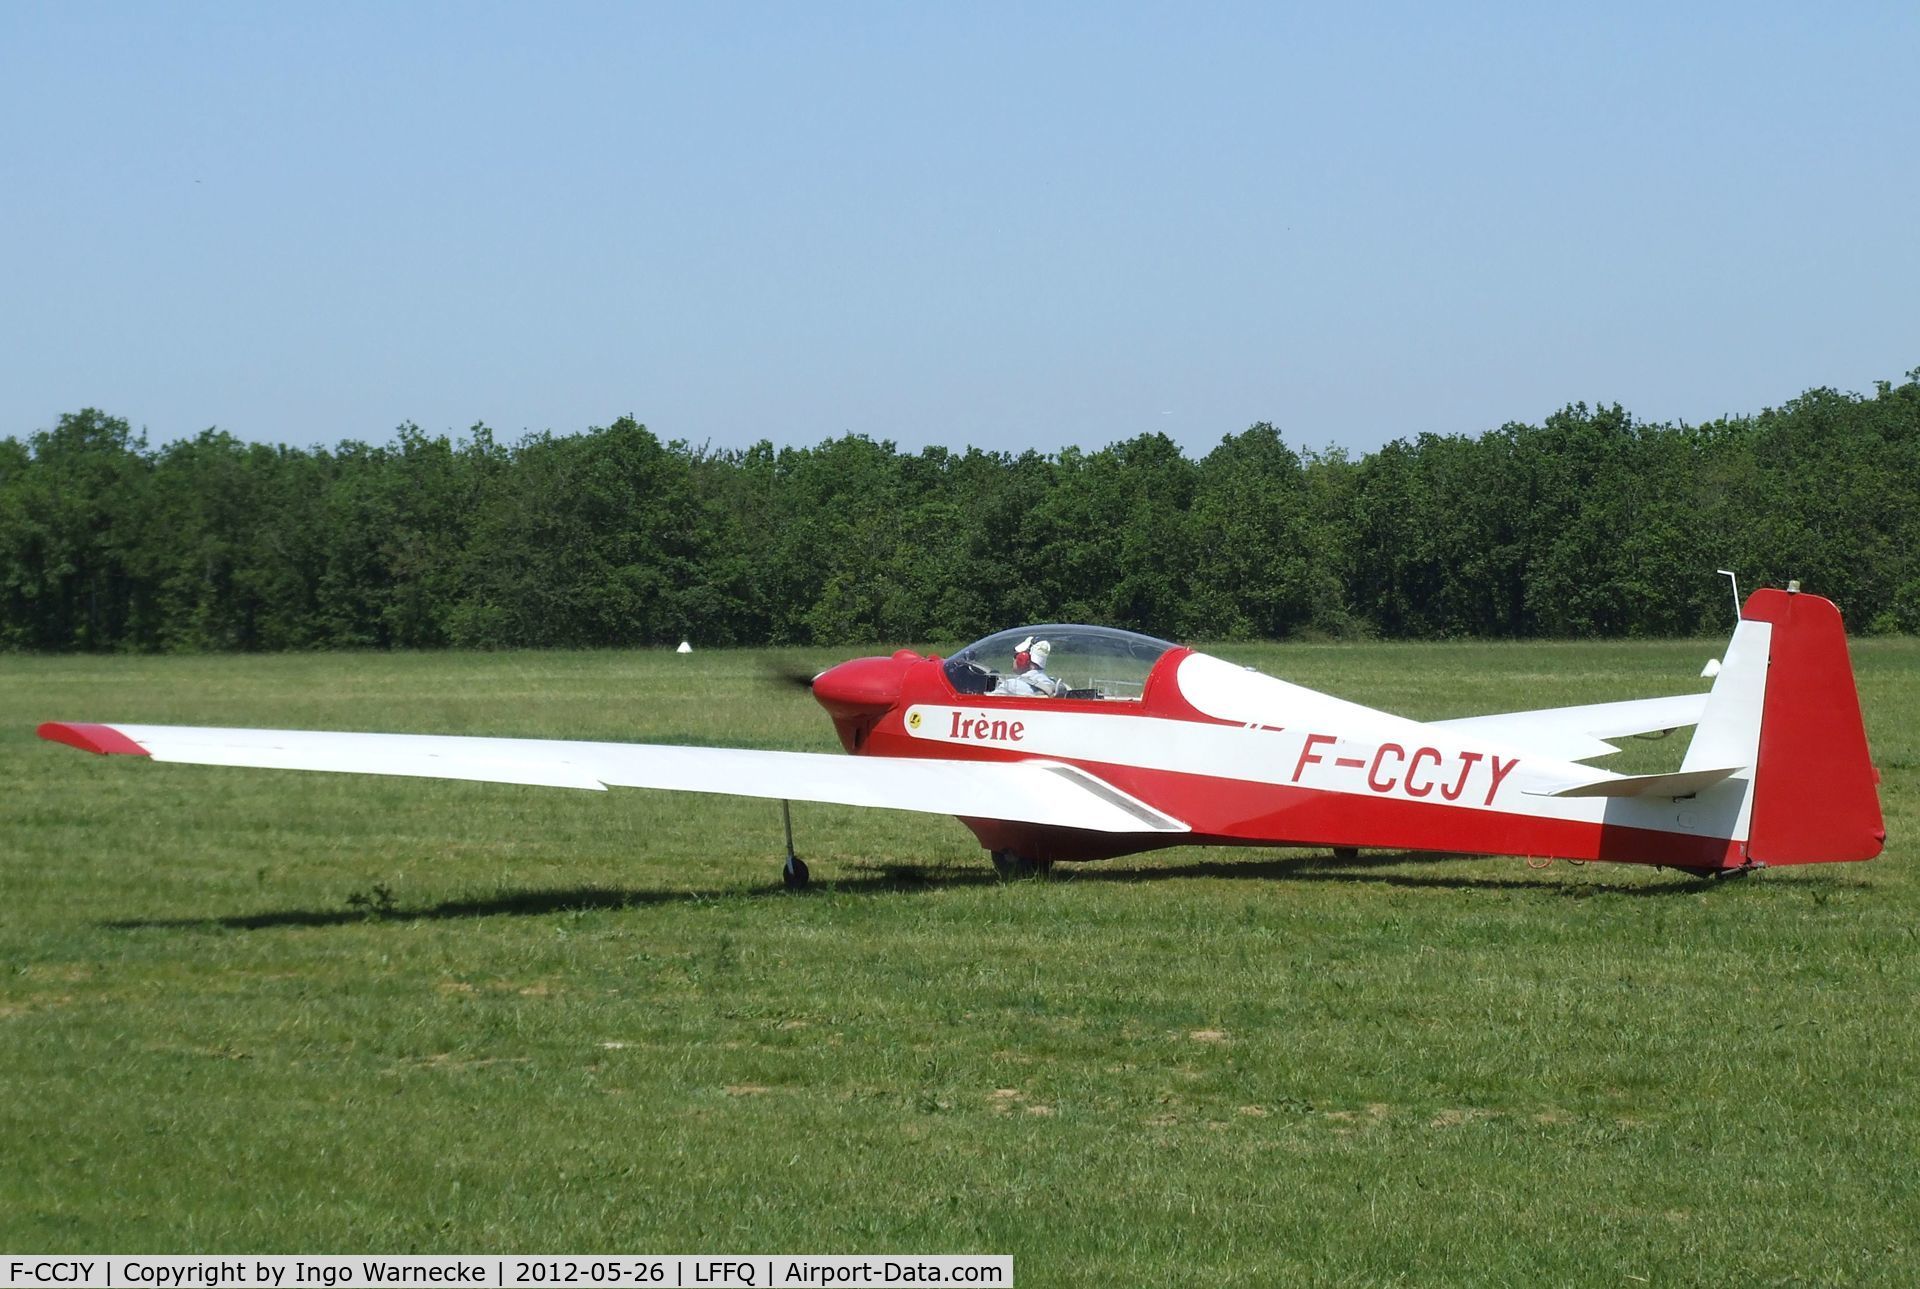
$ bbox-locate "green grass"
[3,639,1917,1284]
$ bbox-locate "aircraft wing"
[37,721,1188,835]
[1429,693,1709,762]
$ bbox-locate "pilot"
[995,637,1066,697]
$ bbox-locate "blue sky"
[4,2,1915,455]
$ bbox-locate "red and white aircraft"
[39,585,1883,886]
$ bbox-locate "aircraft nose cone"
[811,651,920,720]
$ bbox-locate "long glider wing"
[1429,693,1709,763]
[38,721,1188,835]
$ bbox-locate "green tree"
[1187,424,1336,638]
[0,410,153,649]
[449,418,717,647]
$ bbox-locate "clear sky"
[4,2,1916,456]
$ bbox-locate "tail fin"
[1683,587,1884,864]
[1741,588,1884,863]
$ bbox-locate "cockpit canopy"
[943,625,1178,700]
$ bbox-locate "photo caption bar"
[2,1257,1011,1289]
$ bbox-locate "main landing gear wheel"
[779,800,808,890]
[1667,862,1759,881]
[1332,847,1360,861]
[990,850,1052,881]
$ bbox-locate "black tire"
[782,855,810,890]
[1333,847,1360,861]
[990,850,1052,880]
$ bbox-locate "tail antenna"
[1716,569,1742,622]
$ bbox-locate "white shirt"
[993,668,1065,698]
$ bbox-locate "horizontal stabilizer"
[1433,692,1708,762]
[1528,765,1745,800]
[37,721,1190,835]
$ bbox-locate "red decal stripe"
[871,730,1751,871]
[1086,763,1746,870]
[36,722,151,757]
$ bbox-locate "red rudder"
[1742,589,1884,864]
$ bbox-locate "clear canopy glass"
[943,625,1178,700]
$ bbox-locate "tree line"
[3,371,1916,652]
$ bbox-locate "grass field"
[3,638,1917,1284]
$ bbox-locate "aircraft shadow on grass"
[101,849,1859,933]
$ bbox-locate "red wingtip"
[37,722,151,756]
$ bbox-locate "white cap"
[1030,640,1051,668]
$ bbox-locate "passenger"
[995,637,1067,697]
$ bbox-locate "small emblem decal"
[908,711,923,730]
